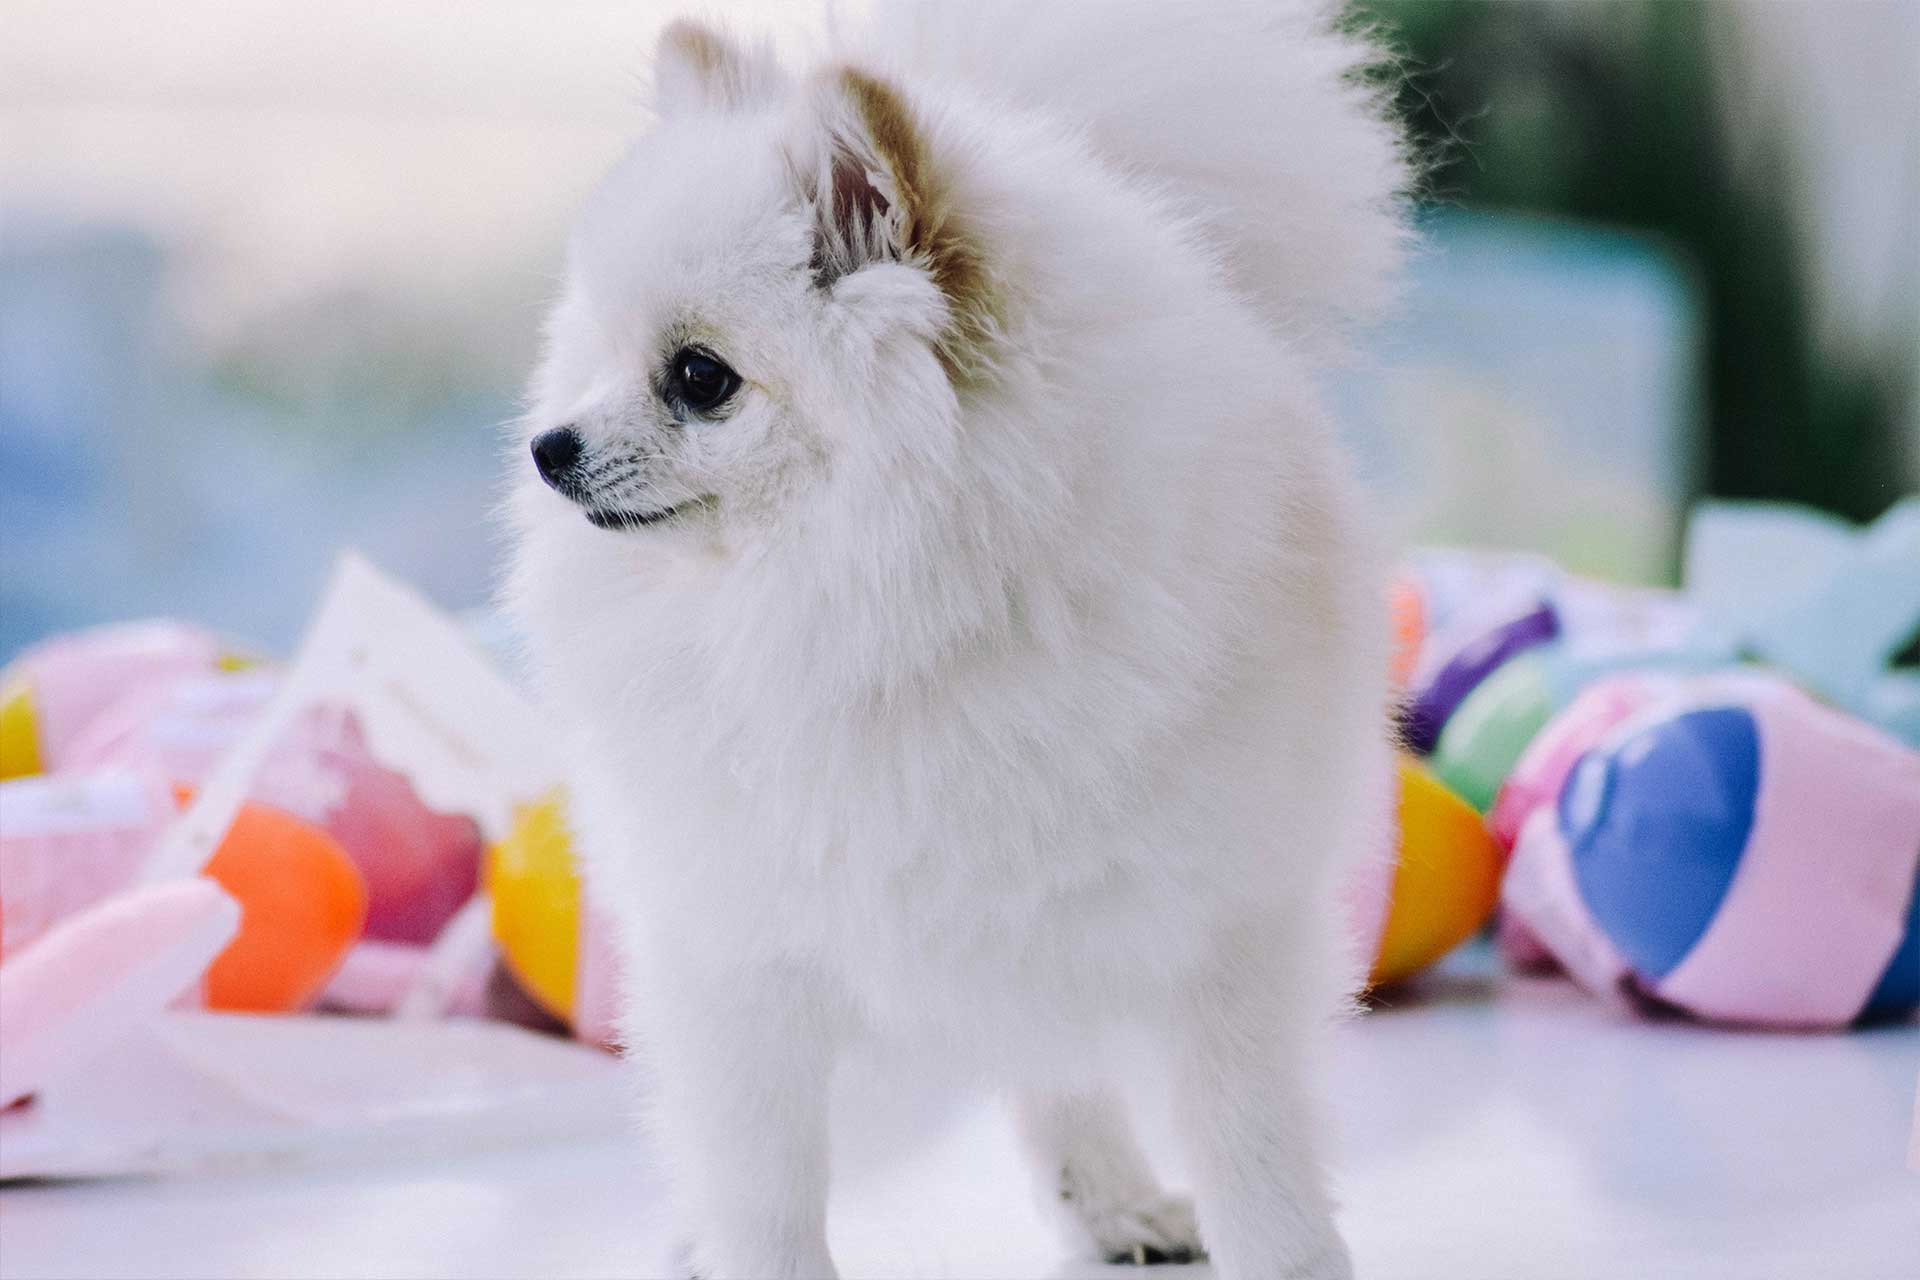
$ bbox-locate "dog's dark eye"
[667,348,740,416]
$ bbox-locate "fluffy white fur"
[503,3,1408,1277]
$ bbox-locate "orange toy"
[1369,757,1502,987]
[196,799,368,1012]
[1388,576,1426,689]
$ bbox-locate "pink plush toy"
[0,769,176,960]
[1501,672,1920,1027]
[0,879,240,1107]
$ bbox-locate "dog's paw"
[1081,1192,1205,1266]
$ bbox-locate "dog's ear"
[793,67,995,376]
[653,19,787,117]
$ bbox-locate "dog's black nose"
[531,427,583,489]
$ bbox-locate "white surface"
[3,947,1916,1280]
[0,1014,624,1181]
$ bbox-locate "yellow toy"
[0,680,40,779]
[486,791,582,1022]
[486,791,620,1045]
[1367,756,1503,987]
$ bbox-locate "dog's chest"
[779,808,1215,1042]
[606,641,1235,1038]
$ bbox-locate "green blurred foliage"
[1357,0,1912,522]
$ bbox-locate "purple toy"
[1402,601,1560,755]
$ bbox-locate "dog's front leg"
[1168,924,1352,1280]
[649,962,840,1280]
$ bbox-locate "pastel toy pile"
[3,501,1915,1130]
[0,562,620,1122]
[1395,499,1920,1028]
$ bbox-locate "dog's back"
[866,0,1409,354]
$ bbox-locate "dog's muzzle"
[531,426,585,492]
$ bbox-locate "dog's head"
[518,20,998,550]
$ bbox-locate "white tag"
[139,553,560,884]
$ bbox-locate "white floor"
[3,946,1916,1280]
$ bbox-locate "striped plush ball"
[1502,673,1920,1028]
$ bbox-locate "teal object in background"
[1686,499,1920,748]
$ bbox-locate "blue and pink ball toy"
[1500,673,1920,1027]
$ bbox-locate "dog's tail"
[870,0,1411,353]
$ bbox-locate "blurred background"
[3,0,1916,659]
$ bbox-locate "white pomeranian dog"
[505,2,1407,1276]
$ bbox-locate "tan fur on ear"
[815,67,998,380]
[655,19,786,116]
